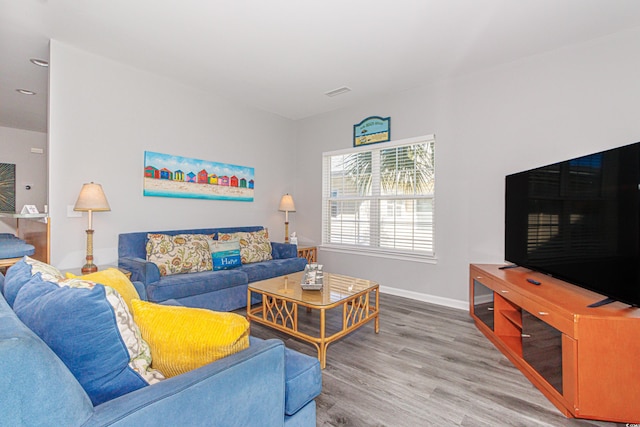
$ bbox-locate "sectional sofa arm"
[84,339,287,427]
[271,242,298,259]
[118,257,160,286]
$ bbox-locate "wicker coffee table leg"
[318,308,327,368]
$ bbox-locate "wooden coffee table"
[247,271,379,368]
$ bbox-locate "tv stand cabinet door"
[521,309,563,395]
[471,279,495,331]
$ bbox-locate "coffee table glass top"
[249,271,378,307]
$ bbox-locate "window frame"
[321,134,436,263]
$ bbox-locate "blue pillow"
[211,240,241,270]
[2,259,32,307]
[13,275,162,405]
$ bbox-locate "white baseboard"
[380,285,469,311]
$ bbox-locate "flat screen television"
[505,141,640,307]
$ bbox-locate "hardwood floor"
[244,293,624,427]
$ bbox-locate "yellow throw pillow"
[131,299,250,377]
[66,268,140,312]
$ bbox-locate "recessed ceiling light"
[325,86,352,97]
[30,58,49,67]
[16,89,36,95]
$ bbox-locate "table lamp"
[278,194,296,243]
[74,182,110,273]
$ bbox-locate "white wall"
[46,28,640,306]
[48,41,296,269]
[0,126,47,234]
[294,28,640,309]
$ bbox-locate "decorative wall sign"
[143,151,254,202]
[353,116,391,147]
[0,163,16,212]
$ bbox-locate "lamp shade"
[74,183,111,212]
[278,194,296,212]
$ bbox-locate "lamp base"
[81,262,98,274]
[82,229,98,274]
[284,221,289,243]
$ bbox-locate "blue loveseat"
[0,262,321,426]
[118,226,307,312]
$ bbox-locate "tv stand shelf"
[470,264,640,423]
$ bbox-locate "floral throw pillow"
[146,234,213,276]
[218,229,272,264]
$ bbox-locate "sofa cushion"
[3,257,63,307]
[240,258,309,283]
[145,267,248,302]
[284,347,322,416]
[210,239,242,271]
[219,229,272,264]
[146,233,212,276]
[3,256,70,307]
[131,299,250,377]
[13,275,164,405]
[271,241,299,259]
[2,258,32,306]
[66,267,140,312]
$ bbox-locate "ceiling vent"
[324,86,352,97]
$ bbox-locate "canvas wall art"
[0,163,16,212]
[143,151,254,202]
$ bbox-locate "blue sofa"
[118,226,307,312]
[0,263,322,427]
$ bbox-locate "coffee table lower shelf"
[247,284,379,369]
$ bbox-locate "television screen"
[505,142,640,307]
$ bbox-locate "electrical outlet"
[67,205,82,218]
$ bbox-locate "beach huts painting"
[143,151,255,202]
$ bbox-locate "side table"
[297,246,317,263]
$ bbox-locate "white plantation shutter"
[322,135,435,259]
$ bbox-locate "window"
[322,135,435,260]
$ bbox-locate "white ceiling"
[3,0,640,134]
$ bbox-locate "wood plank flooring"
[243,293,625,427]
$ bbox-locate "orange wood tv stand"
[470,264,640,423]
